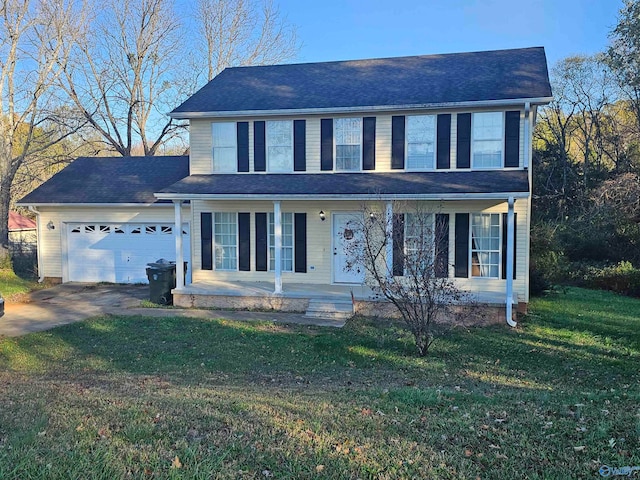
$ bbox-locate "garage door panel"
[67,223,190,283]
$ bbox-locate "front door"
[333,212,365,284]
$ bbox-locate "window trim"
[469,212,502,279]
[266,119,294,173]
[211,122,238,173]
[333,117,363,172]
[471,111,505,170]
[268,212,295,273]
[404,115,437,171]
[213,212,238,271]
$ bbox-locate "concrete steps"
[305,298,354,320]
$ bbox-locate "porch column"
[506,196,517,327]
[173,200,185,290]
[385,201,393,278]
[273,200,282,294]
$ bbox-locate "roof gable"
[172,47,552,116]
[9,211,36,230]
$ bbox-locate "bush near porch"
[0,287,638,479]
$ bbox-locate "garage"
[66,222,190,283]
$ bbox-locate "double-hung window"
[214,212,237,270]
[212,122,237,172]
[266,120,293,172]
[268,212,293,272]
[335,118,361,171]
[472,112,503,168]
[406,115,436,170]
[470,213,500,278]
[405,213,434,271]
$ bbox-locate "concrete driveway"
[0,283,345,337]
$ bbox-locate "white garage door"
[66,223,190,283]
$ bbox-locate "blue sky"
[278,0,621,68]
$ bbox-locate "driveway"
[1,283,345,337]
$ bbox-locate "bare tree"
[59,0,188,156]
[0,0,83,262]
[341,203,475,357]
[194,0,299,81]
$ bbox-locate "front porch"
[173,280,518,324]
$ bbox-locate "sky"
[276,0,621,69]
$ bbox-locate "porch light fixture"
[369,212,376,221]
[319,211,326,221]
[47,220,55,230]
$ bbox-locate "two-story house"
[19,47,552,324]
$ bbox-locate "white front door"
[333,212,365,284]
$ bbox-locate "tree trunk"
[0,176,12,266]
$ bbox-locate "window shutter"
[392,213,404,276]
[255,212,268,271]
[435,213,449,278]
[294,213,307,273]
[201,212,213,270]
[504,111,520,168]
[320,119,333,171]
[437,114,451,169]
[456,113,471,169]
[391,116,405,169]
[501,213,517,279]
[253,121,266,172]
[237,122,249,172]
[238,212,250,271]
[362,116,376,170]
[454,213,469,277]
[294,120,306,171]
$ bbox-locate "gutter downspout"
[28,206,45,283]
[506,197,517,327]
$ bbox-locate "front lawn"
[0,268,38,301]
[0,287,638,479]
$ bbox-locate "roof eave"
[170,97,553,119]
[153,192,530,201]
[16,202,175,208]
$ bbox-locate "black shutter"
[320,119,333,171]
[456,113,471,169]
[504,111,520,168]
[363,116,376,170]
[454,213,469,278]
[237,122,249,172]
[254,121,266,172]
[201,212,213,270]
[238,213,250,271]
[294,213,307,273]
[435,213,449,278]
[501,213,517,279]
[294,119,306,171]
[392,213,405,276]
[255,212,268,271]
[437,114,451,169]
[391,116,405,169]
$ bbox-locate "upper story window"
[470,213,500,278]
[266,120,293,172]
[406,115,436,170]
[472,112,503,168]
[335,118,361,171]
[212,122,237,173]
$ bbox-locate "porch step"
[305,299,354,320]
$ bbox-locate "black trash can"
[146,260,177,305]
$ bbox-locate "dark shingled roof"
[19,156,189,205]
[158,170,529,197]
[172,47,551,115]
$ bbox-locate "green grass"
[0,268,38,300]
[0,287,638,479]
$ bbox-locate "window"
[471,213,500,278]
[266,120,293,172]
[472,112,503,168]
[214,212,237,270]
[405,213,434,271]
[335,118,361,171]
[268,212,293,272]
[212,122,237,173]
[406,115,436,170]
